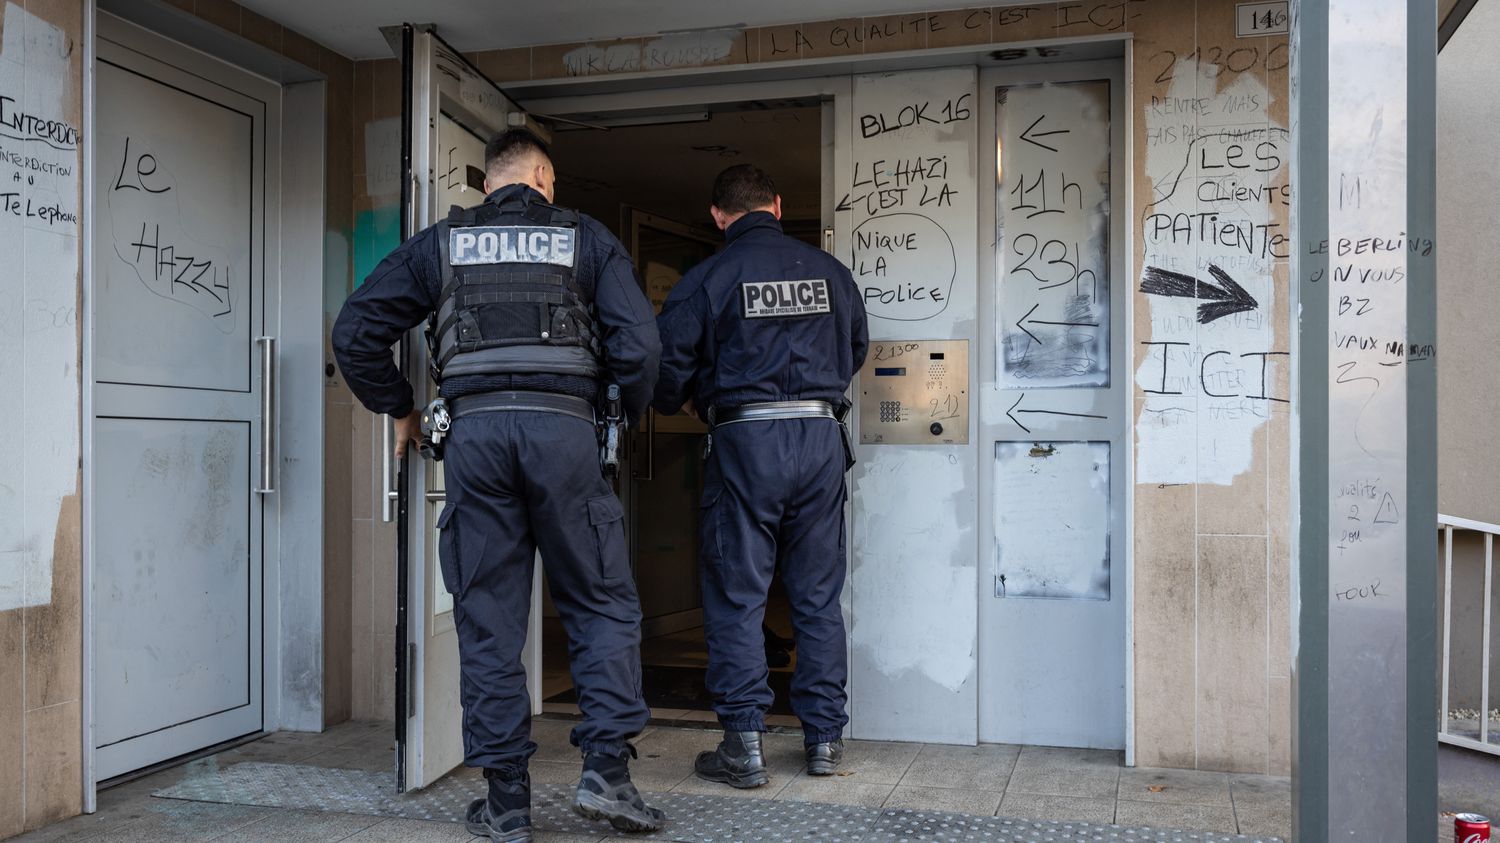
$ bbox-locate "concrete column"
[1292,1,1438,840]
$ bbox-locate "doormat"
[545,664,795,715]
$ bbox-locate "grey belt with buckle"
[711,400,838,427]
[449,390,595,424]
[707,400,855,470]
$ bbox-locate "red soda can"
[1457,813,1491,843]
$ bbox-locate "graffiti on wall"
[0,2,80,611]
[1135,54,1289,486]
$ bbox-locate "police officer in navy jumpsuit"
[333,129,666,842]
[654,165,868,787]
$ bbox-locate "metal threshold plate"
[154,761,1285,842]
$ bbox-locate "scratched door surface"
[977,61,1127,749]
[92,15,278,778]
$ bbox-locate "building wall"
[1437,0,1500,528]
[0,0,357,834]
[341,0,1294,774]
[0,0,84,834]
[1436,0,1500,721]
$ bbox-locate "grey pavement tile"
[900,743,1021,792]
[299,743,397,773]
[775,774,895,808]
[211,809,382,841]
[1012,745,1124,772]
[1234,801,1290,841]
[89,800,272,842]
[531,718,589,764]
[532,834,609,843]
[1005,766,1120,799]
[670,771,792,800]
[339,818,473,842]
[826,740,921,785]
[1228,773,1292,809]
[209,738,327,767]
[998,792,1117,824]
[882,784,1003,815]
[529,760,584,787]
[1005,747,1121,799]
[1115,799,1239,834]
[1118,766,1232,806]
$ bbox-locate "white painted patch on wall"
[0,1,81,611]
[850,451,976,693]
[994,440,1110,600]
[364,117,401,199]
[1135,58,1288,486]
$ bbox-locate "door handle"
[256,336,276,494]
[633,408,657,481]
[381,413,399,522]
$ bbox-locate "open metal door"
[394,24,543,791]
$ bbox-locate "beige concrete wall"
[337,0,1295,773]
[0,0,84,834]
[1437,0,1500,527]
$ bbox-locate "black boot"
[572,745,667,833]
[805,739,844,776]
[465,766,531,842]
[694,730,769,788]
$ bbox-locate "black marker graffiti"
[1140,264,1260,324]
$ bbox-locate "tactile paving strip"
[154,762,1284,843]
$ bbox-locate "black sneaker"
[805,740,844,776]
[572,746,667,833]
[465,766,532,842]
[694,730,770,789]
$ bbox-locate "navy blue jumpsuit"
[332,185,660,769]
[653,211,868,744]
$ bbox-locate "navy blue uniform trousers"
[439,410,648,768]
[699,418,849,744]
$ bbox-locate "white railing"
[1440,514,1500,756]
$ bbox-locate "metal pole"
[1293,0,1439,838]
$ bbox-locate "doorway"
[539,103,826,717]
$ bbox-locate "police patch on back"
[741,278,831,319]
[449,226,576,267]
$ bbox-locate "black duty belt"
[712,400,838,428]
[450,390,594,424]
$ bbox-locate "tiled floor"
[15,719,1295,842]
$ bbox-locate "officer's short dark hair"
[712,164,776,214]
[485,128,551,178]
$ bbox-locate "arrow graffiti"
[1013,302,1098,345]
[1018,114,1070,152]
[1005,392,1106,434]
[1139,263,1259,324]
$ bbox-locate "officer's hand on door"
[393,410,422,459]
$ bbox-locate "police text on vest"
[449,225,576,267]
[741,279,832,318]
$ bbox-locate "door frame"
[82,0,327,804]
[515,38,1134,753]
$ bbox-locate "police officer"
[654,164,868,787]
[332,128,666,842]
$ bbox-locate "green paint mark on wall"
[353,204,401,288]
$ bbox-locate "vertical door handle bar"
[256,336,276,494]
[381,413,396,522]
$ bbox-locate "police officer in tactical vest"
[332,129,666,842]
[654,165,869,787]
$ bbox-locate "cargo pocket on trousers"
[698,482,724,569]
[437,503,462,596]
[587,495,628,584]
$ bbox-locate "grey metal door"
[92,15,280,778]
[977,61,1127,749]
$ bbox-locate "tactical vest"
[429,196,602,383]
